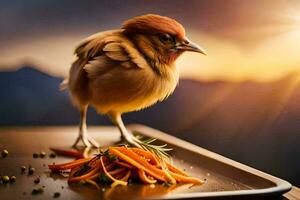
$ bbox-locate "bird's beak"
[176,37,207,55]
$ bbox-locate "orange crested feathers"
[122,14,185,39]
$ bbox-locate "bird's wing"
[74,30,148,79]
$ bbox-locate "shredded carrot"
[169,171,204,184]
[100,156,128,187]
[105,162,115,171]
[88,172,101,181]
[108,168,126,176]
[48,158,91,170]
[86,179,101,190]
[114,147,177,183]
[138,170,157,184]
[109,147,167,182]
[166,162,188,176]
[131,147,187,176]
[120,170,131,182]
[131,148,159,165]
[68,160,101,183]
[50,148,85,159]
[161,163,176,184]
[48,146,204,188]
[115,161,135,169]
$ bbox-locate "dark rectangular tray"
[128,124,292,199]
[0,125,292,200]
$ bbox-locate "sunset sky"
[1,0,300,82]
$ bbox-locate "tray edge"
[128,124,292,199]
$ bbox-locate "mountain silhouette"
[0,66,299,186]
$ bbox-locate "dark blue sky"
[1,0,298,44]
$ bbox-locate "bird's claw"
[119,134,142,148]
[87,135,100,148]
[72,134,100,148]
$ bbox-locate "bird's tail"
[59,78,69,91]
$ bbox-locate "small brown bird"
[65,14,206,149]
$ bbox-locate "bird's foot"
[119,133,142,148]
[72,134,100,148]
[87,135,100,148]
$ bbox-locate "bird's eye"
[159,34,174,44]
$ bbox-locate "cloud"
[177,29,300,82]
[1,28,300,82]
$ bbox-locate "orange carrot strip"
[68,169,99,183]
[109,147,167,182]
[120,170,131,182]
[108,168,126,176]
[131,147,187,176]
[124,147,176,183]
[166,163,188,176]
[114,170,127,179]
[169,171,204,184]
[161,164,176,184]
[115,161,135,169]
[88,172,101,181]
[116,147,167,177]
[50,148,84,159]
[69,165,81,178]
[48,158,91,170]
[68,161,101,183]
[105,163,115,171]
[100,156,127,187]
[114,147,176,183]
[138,170,157,184]
[131,148,158,165]
[86,179,101,190]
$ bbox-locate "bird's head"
[122,14,206,65]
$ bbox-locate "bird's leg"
[87,135,99,148]
[109,112,141,148]
[73,105,90,147]
[73,105,99,148]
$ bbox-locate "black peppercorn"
[1,149,9,158]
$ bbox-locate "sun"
[281,10,300,28]
[290,13,300,23]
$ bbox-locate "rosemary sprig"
[134,134,172,161]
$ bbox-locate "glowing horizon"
[1,5,300,82]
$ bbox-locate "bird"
[64,14,206,150]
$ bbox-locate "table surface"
[0,126,299,200]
